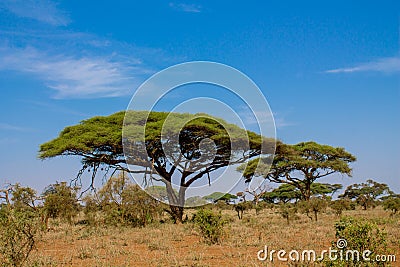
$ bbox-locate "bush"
[298,197,327,221]
[278,203,298,224]
[42,182,79,224]
[98,173,163,227]
[233,201,252,219]
[192,209,228,244]
[0,205,43,267]
[330,199,353,216]
[382,197,400,216]
[324,217,388,266]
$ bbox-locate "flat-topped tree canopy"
[39,110,276,221]
[239,141,356,200]
[39,111,275,173]
[39,111,127,170]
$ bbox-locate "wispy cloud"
[169,2,202,13]
[19,99,89,117]
[325,57,400,74]
[0,0,176,99]
[238,109,294,129]
[0,46,147,98]
[0,0,70,26]
[0,123,32,132]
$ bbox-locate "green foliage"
[330,198,354,216]
[82,194,99,226]
[261,183,342,204]
[326,217,388,266]
[339,180,392,210]
[203,192,237,203]
[42,182,79,224]
[261,184,301,203]
[233,201,252,219]
[240,142,355,200]
[39,110,274,222]
[10,184,38,211]
[277,203,298,225]
[185,196,208,207]
[0,205,42,267]
[98,172,163,227]
[192,209,228,244]
[298,197,328,221]
[382,195,400,215]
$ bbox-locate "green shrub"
[42,182,79,224]
[192,209,228,244]
[298,197,328,221]
[277,203,298,224]
[330,199,353,216]
[98,173,163,227]
[0,205,42,267]
[324,217,389,266]
[382,197,400,216]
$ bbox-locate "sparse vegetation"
[192,209,228,244]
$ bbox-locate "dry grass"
[27,206,400,267]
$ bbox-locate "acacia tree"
[39,111,274,222]
[261,182,341,204]
[339,179,392,210]
[239,142,355,201]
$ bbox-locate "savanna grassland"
[26,206,399,267]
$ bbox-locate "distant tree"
[261,183,342,204]
[339,179,392,210]
[9,184,39,211]
[311,183,343,198]
[382,194,400,215]
[42,182,79,224]
[233,201,252,219]
[203,192,237,204]
[298,197,328,222]
[185,196,209,207]
[239,142,355,200]
[330,198,354,216]
[261,184,301,204]
[245,183,269,214]
[39,111,275,223]
[278,203,298,225]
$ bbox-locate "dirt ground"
[28,207,400,267]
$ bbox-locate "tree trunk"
[304,183,311,201]
[314,210,318,222]
[169,204,184,224]
[165,180,186,223]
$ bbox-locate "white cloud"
[0,0,70,26]
[0,123,31,132]
[239,109,295,129]
[325,57,400,74]
[169,2,202,13]
[0,46,145,98]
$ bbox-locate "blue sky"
[0,0,399,195]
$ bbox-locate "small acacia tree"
[0,185,42,267]
[42,182,79,224]
[98,172,163,226]
[239,142,355,201]
[298,197,328,222]
[339,179,392,210]
[382,195,400,215]
[39,111,275,222]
